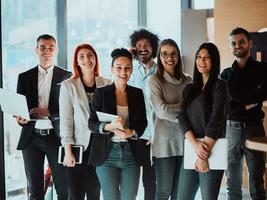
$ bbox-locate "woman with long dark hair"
[177,43,228,200]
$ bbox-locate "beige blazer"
[59,76,111,151]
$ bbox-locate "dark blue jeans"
[96,142,140,200]
[153,156,183,200]
[177,162,224,200]
[225,121,265,200]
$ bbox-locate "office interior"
[0,0,267,199]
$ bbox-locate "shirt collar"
[231,56,253,71]
[38,65,54,74]
[137,61,156,72]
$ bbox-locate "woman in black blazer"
[89,48,147,200]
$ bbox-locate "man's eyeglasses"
[160,51,178,59]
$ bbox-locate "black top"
[220,57,267,122]
[88,83,147,166]
[178,79,228,140]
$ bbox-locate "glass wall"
[67,0,138,78]
[147,0,181,47]
[2,0,57,199]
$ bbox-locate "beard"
[233,47,250,58]
[137,50,153,64]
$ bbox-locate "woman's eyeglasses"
[160,51,178,59]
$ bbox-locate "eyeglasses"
[160,51,178,59]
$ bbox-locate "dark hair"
[129,28,159,58]
[229,27,250,41]
[156,39,187,82]
[186,42,220,106]
[72,43,100,79]
[111,48,132,66]
[36,34,56,46]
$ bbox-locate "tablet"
[96,111,119,122]
[58,145,83,164]
[184,138,228,170]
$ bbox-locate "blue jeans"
[177,161,224,200]
[96,142,140,200]
[226,121,265,200]
[153,156,183,200]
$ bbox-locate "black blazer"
[16,66,71,150]
[88,83,147,166]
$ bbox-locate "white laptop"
[0,88,32,120]
[184,138,228,170]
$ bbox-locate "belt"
[228,120,261,129]
[34,128,53,136]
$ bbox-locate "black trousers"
[139,139,156,200]
[22,132,68,200]
[65,147,100,200]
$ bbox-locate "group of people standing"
[15,26,267,200]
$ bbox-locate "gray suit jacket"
[59,76,111,151]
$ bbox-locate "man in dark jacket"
[221,27,267,200]
[16,34,71,200]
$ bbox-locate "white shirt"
[111,105,129,142]
[34,65,54,129]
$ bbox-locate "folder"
[184,138,228,170]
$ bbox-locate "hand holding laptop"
[16,116,29,125]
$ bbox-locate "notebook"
[58,145,83,164]
[184,138,228,170]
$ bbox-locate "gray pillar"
[56,0,68,69]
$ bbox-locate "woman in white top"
[59,43,110,200]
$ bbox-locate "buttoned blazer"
[88,83,147,165]
[16,66,72,150]
[59,76,111,151]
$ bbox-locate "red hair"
[72,43,100,79]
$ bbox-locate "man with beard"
[128,28,159,200]
[221,27,267,200]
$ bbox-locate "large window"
[2,0,57,199]
[147,0,181,47]
[67,0,138,78]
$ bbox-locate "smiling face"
[229,33,252,58]
[135,39,153,64]
[159,44,179,76]
[35,38,57,67]
[112,56,133,85]
[77,48,96,75]
[196,48,212,76]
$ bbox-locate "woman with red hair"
[59,43,110,200]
